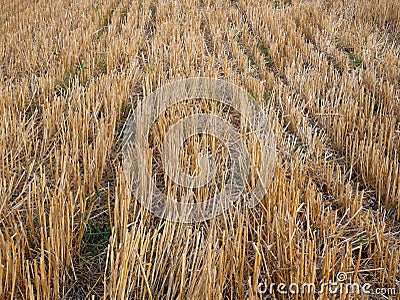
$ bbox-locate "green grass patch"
[82,219,111,259]
[258,43,274,68]
[338,44,363,69]
[55,60,89,96]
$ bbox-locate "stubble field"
[0,0,399,299]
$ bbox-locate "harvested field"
[0,0,399,299]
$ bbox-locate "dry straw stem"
[0,0,399,299]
